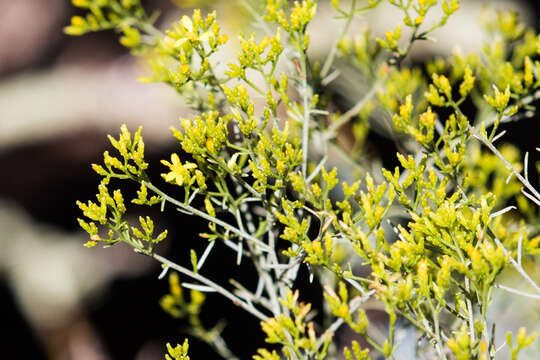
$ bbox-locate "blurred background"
[1,0,539,359]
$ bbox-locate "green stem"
[427,298,447,359]
[320,0,357,79]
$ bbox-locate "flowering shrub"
[70,0,540,358]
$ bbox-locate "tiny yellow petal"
[84,241,97,248]
[174,38,189,47]
[181,16,193,32]
[176,175,184,186]
[199,32,212,42]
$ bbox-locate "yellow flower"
[161,153,197,186]
[173,15,212,48]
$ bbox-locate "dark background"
[1,1,539,359]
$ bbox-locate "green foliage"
[65,0,155,51]
[160,271,235,357]
[160,272,205,321]
[165,339,191,360]
[76,125,167,252]
[507,328,537,360]
[71,0,540,359]
[260,289,333,359]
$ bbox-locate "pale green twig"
[144,182,272,252]
[472,131,540,204]
[495,284,540,300]
[492,236,540,297]
[324,77,384,138]
[320,0,357,80]
[153,253,269,321]
[301,52,312,178]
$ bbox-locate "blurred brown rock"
[0,0,66,75]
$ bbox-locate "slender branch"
[239,0,273,35]
[492,236,540,297]
[320,0,357,79]
[427,298,447,359]
[229,278,273,311]
[209,333,240,360]
[144,182,272,252]
[301,51,311,178]
[324,77,384,138]
[495,284,540,300]
[472,132,540,296]
[472,131,540,203]
[153,253,269,321]
[234,207,282,316]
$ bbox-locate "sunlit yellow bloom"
[173,15,212,48]
[161,153,197,186]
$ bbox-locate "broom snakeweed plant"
[70,0,540,358]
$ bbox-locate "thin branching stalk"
[153,253,269,321]
[145,182,272,252]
